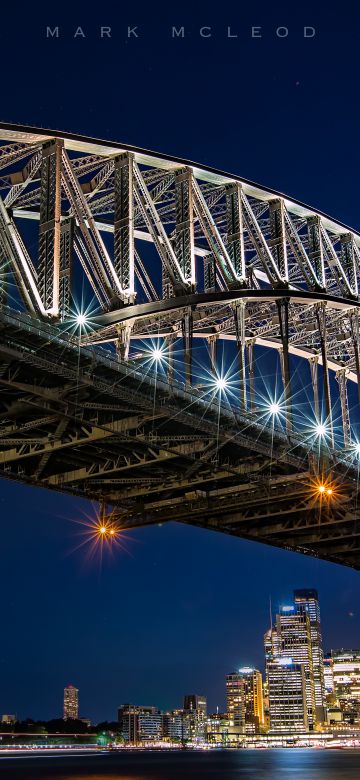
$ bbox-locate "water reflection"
[2,750,360,779]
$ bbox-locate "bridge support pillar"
[115,323,133,362]
[233,301,247,410]
[269,199,288,281]
[309,356,320,423]
[38,139,63,316]
[340,234,358,296]
[174,168,195,290]
[182,307,193,388]
[114,153,135,299]
[315,302,334,445]
[59,217,74,321]
[336,368,351,447]
[277,297,292,433]
[307,215,326,288]
[165,334,176,386]
[247,339,256,411]
[208,334,218,376]
[226,182,245,282]
[350,312,360,404]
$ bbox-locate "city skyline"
[0,2,360,730]
[1,584,359,723]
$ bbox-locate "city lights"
[269,402,280,416]
[151,347,164,362]
[76,313,88,328]
[216,377,228,391]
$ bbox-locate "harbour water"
[0,748,359,779]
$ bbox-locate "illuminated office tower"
[275,605,316,729]
[184,694,207,741]
[267,658,308,733]
[324,654,335,694]
[183,694,207,716]
[331,649,360,723]
[294,589,326,722]
[226,669,264,734]
[63,684,79,720]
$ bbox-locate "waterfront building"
[324,654,335,694]
[163,711,190,742]
[183,694,207,716]
[118,704,161,743]
[226,668,264,734]
[330,649,360,724]
[63,684,79,720]
[1,714,16,724]
[267,658,308,733]
[183,694,207,741]
[294,589,327,722]
[275,605,316,728]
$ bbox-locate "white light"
[76,313,87,327]
[239,667,254,674]
[216,377,227,391]
[355,443,360,456]
[315,423,326,437]
[151,348,164,361]
[269,402,280,416]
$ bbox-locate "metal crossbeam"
[0,124,359,569]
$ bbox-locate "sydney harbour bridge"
[0,123,359,569]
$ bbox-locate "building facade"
[294,589,326,723]
[63,684,79,720]
[330,649,360,724]
[267,659,308,733]
[226,668,264,734]
[275,605,316,729]
[183,694,207,741]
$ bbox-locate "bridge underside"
[0,308,359,570]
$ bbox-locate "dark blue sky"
[0,1,359,723]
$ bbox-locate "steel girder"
[0,125,359,567]
[0,306,359,569]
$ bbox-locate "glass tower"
[294,589,326,723]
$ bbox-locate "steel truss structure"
[0,124,359,568]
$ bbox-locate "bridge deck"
[0,307,358,570]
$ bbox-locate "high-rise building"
[275,604,316,729]
[183,694,207,716]
[265,591,327,730]
[163,711,190,743]
[330,649,360,723]
[294,589,326,723]
[226,669,264,734]
[183,694,207,741]
[118,704,161,743]
[63,684,79,720]
[267,658,308,733]
[324,654,335,694]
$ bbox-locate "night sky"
[0,1,360,723]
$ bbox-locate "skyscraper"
[294,589,326,723]
[226,669,264,734]
[275,605,316,729]
[330,649,360,723]
[183,694,207,741]
[267,658,308,733]
[63,684,79,720]
[183,694,207,716]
